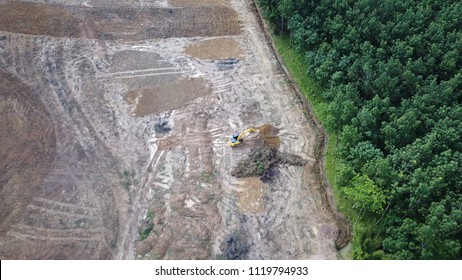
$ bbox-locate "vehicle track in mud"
[0,0,344,259]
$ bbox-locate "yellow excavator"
[228,127,259,147]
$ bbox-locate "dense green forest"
[258,0,462,259]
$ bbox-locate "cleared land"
[0,0,342,259]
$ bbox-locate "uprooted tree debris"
[231,148,308,182]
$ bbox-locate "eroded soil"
[0,0,343,259]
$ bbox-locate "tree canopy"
[259,0,462,259]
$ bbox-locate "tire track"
[97,67,190,80]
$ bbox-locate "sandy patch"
[234,178,265,214]
[184,38,243,60]
[125,77,212,116]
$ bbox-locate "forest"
[258,0,462,259]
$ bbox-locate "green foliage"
[147,210,155,220]
[256,160,265,174]
[352,225,387,260]
[139,210,155,241]
[342,173,387,214]
[139,223,153,241]
[259,0,462,259]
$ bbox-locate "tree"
[342,173,387,214]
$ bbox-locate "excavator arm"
[237,127,258,140]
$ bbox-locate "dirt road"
[0,0,341,259]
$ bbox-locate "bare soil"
[169,0,230,7]
[184,38,242,60]
[125,77,212,117]
[233,178,264,214]
[0,71,57,259]
[0,2,81,37]
[257,124,281,148]
[0,0,346,260]
[0,2,241,39]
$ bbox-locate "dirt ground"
[125,77,212,117]
[0,0,344,259]
[184,38,243,60]
[169,0,231,7]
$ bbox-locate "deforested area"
[0,0,343,259]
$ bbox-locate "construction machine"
[228,127,259,147]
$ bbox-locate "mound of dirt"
[256,124,281,149]
[257,124,279,135]
[231,148,307,182]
